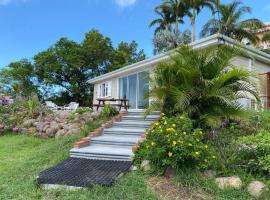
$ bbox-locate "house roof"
[88,34,270,84]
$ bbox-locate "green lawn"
[0,134,159,200]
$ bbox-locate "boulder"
[42,124,50,132]
[215,176,242,189]
[66,128,81,136]
[27,127,37,134]
[202,170,217,179]
[247,181,266,198]
[22,119,36,127]
[141,160,151,172]
[164,167,176,178]
[55,129,67,138]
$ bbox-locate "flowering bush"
[135,114,217,171]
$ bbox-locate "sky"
[0,0,269,68]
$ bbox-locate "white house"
[88,34,270,110]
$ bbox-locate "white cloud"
[0,0,29,6]
[114,0,136,7]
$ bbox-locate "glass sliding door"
[119,71,149,109]
[138,72,149,109]
[128,74,137,109]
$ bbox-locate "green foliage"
[135,114,217,171]
[101,105,119,118]
[148,45,259,128]
[23,97,42,115]
[0,59,38,97]
[109,41,146,72]
[75,107,93,115]
[200,0,263,44]
[235,130,270,176]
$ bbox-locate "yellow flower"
[204,159,208,162]
[188,143,193,146]
[162,113,165,116]
[172,124,176,127]
[195,151,200,156]
[180,116,184,119]
[145,132,148,135]
[199,131,203,134]
[212,156,216,159]
[172,141,177,146]
[168,152,173,157]
[183,132,186,135]
[166,128,175,132]
[204,145,208,149]
[151,142,155,146]
[155,122,159,126]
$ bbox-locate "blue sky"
[0,0,269,68]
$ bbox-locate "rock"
[42,124,50,132]
[202,170,217,179]
[22,119,36,127]
[45,125,59,137]
[141,160,151,172]
[90,111,100,119]
[0,124,5,129]
[247,181,266,198]
[27,127,37,134]
[36,122,49,132]
[131,166,138,171]
[215,176,242,189]
[55,129,67,138]
[12,127,19,132]
[66,128,81,136]
[20,128,28,134]
[164,167,176,178]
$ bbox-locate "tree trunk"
[191,16,195,42]
[175,15,179,36]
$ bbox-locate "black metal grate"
[37,158,132,187]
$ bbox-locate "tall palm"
[185,0,215,42]
[148,45,259,127]
[159,0,187,36]
[149,7,173,34]
[200,0,263,45]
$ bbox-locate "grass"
[0,134,159,200]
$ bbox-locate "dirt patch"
[146,176,212,200]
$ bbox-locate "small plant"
[23,97,42,118]
[235,130,270,176]
[101,105,118,118]
[135,114,217,171]
[75,107,92,115]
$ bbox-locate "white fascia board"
[88,34,270,84]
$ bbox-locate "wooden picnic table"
[93,98,129,111]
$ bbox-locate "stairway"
[69,110,160,161]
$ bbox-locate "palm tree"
[200,0,263,45]
[185,0,215,42]
[148,45,259,127]
[159,0,187,36]
[148,7,173,34]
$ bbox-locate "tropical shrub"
[135,114,217,171]
[234,130,270,176]
[148,45,259,128]
[101,105,119,118]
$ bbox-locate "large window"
[119,71,149,109]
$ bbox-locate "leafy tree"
[81,29,114,77]
[109,41,146,71]
[200,0,263,44]
[262,32,270,43]
[34,38,88,105]
[153,29,191,55]
[148,45,259,128]
[0,59,38,97]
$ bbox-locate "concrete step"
[91,135,140,147]
[103,127,146,136]
[127,110,160,116]
[121,115,160,121]
[113,121,152,128]
[70,144,133,161]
